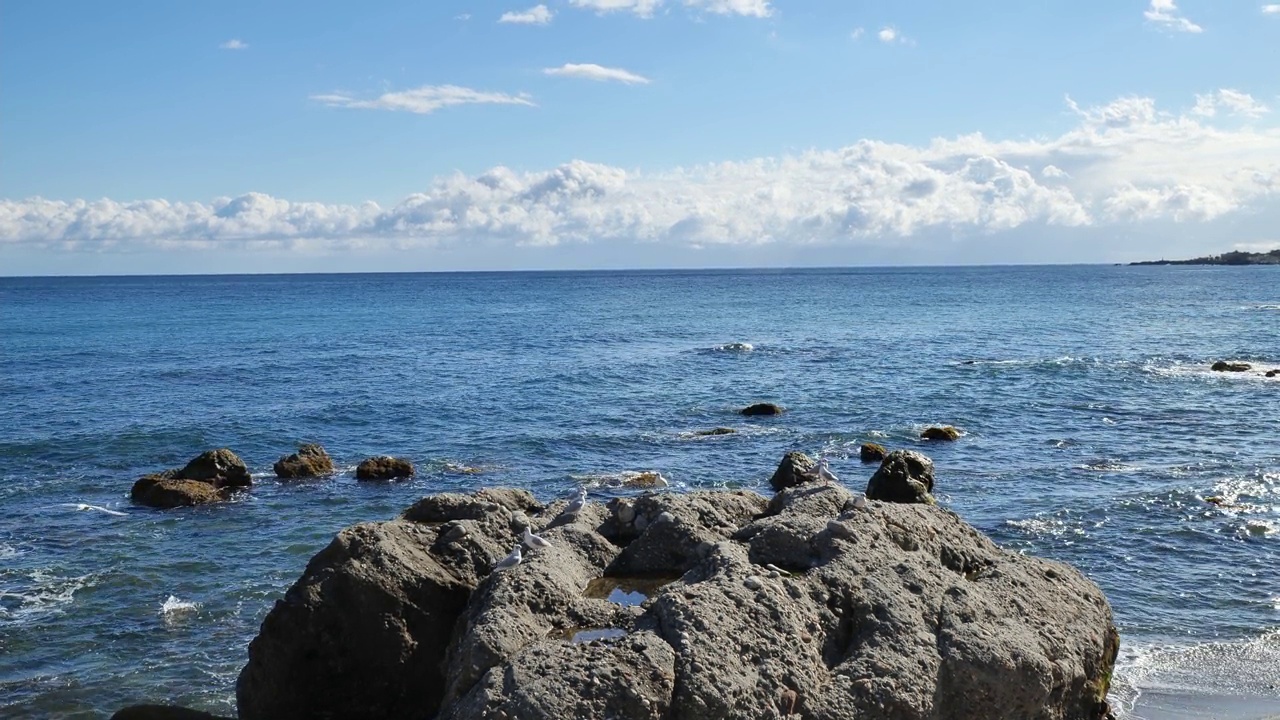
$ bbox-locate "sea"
[0,265,1277,719]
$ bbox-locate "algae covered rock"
[860,442,888,463]
[177,448,251,487]
[131,448,250,508]
[355,455,415,481]
[921,425,962,441]
[273,443,335,479]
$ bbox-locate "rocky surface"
[130,448,250,508]
[355,455,415,481]
[273,443,335,478]
[110,706,233,720]
[859,443,888,463]
[237,454,1119,720]
[921,426,961,441]
[741,402,785,416]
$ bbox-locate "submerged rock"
[769,451,818,491]
[273,443,335,479]
[1211,361,1252,372]
[356,455,415,481]
[859,442,888,463]
[1266,370,1277,378]
[740,402,785,416]
[239,478,1118,720]
[131,448,251,508]
[866,450,936,504]
[694,427,737,436]
[921,425,962,441]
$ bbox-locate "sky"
[2,0,1280,275]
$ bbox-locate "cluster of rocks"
[1211,360,1279,378]
[131,445,417,509]
[110,448,1121,720]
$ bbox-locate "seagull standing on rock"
[815,458,839,483]
[522,526,552,549]
[493,544,522,571]
[560,488,588,519]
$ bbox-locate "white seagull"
[561,488,588,518]
[522,526,552,549]
[815,459,839,483]
[493,544,522,571]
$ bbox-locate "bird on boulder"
[493,544,522,571]
[815,458,839,483]
[522,526,552,549]
[560,487,588,519]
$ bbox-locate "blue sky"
[2,0,1279,274]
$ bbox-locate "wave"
[1004,515,1088,540]
[0,544,17,560]
[1243,303,1280,311]
[160,595,200,616]
[1077,460,1143,473]
[1111,630,1280,718]
[0,570,95,624]
[60,503,128,516]
[706,342,754,353]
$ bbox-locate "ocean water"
[1,265,1277,719]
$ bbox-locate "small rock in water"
[921,426,961,441]
[859,443,888,463]
[273,444,335,479]
[1211,360,1252,372]
[741,402,784,416]
[355,456,415,481]
[694,427,737,436]
[1266,370,1278,378]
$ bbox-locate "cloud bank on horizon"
[4,91,1278,261]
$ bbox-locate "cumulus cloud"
[877,27,912,45]
[543,63,650,84]
[567,0,771,18]
[499,4,553,24]
[310,85,535,115]
[4,92,1279,259]
[1144,0,1203,32]
[219,39,248,50]
[1191,89,1269,119]
[569,0,663,17]
[1263,4,1280,14]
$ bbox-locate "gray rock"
[238,482,1118,720]
[769,451,818,491]
[866,450,936,504]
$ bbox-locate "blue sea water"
[0,265,1278,718]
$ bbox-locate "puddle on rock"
[548,627,627,643]
[584,575,680,607]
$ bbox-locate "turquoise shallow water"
[1,266,1278,718]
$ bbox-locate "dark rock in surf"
[694,427,737,436]
[740,402,784,416]
[1265,370,1277,378]
[859,442,888,463]
[866,449,936,504]
[356,456,415,481]
[1211,361,1252,372]
[921,425,962,441]
[273,443,335,479]
[130,448,251,508]
[769,451,818,492]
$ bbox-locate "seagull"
[493,544,522,571]
[522,526,552,549]
[561,487,588,518]
[815,458,839,483]
[64,503,128,516]
[852,493,868,510]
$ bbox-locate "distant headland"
[1130,249,1280,266]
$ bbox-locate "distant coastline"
[1131,249,1280,266]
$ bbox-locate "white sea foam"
[160,595,200,615]
[0,571,94,623]
[1005,515,1086,539]
[1110,631,1280,718]
[0,544,17,560]
[711,342,753,353]
[1077,460,1142,473]
[62,503,128,516]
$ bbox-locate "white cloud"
[543,63,650,84]
[5,92,1279,261]
[219,39,248,50]
[456,13,472,21]
[877,26,912,45]
[1191,89,1269,119]
[1144,0,1203,33]
[1262,4,1280,14]
[567,0,771,18]
[310,85,535,115]
[499,4,553,24]
[850,27,865,40]
[569,0,663,17]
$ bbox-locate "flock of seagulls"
[494,487,588,572]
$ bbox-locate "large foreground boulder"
[131,448,251,508]
[238,474,1119,720]
[110,706,232,720]
[273,443,335,478]
[769,451,818,491]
